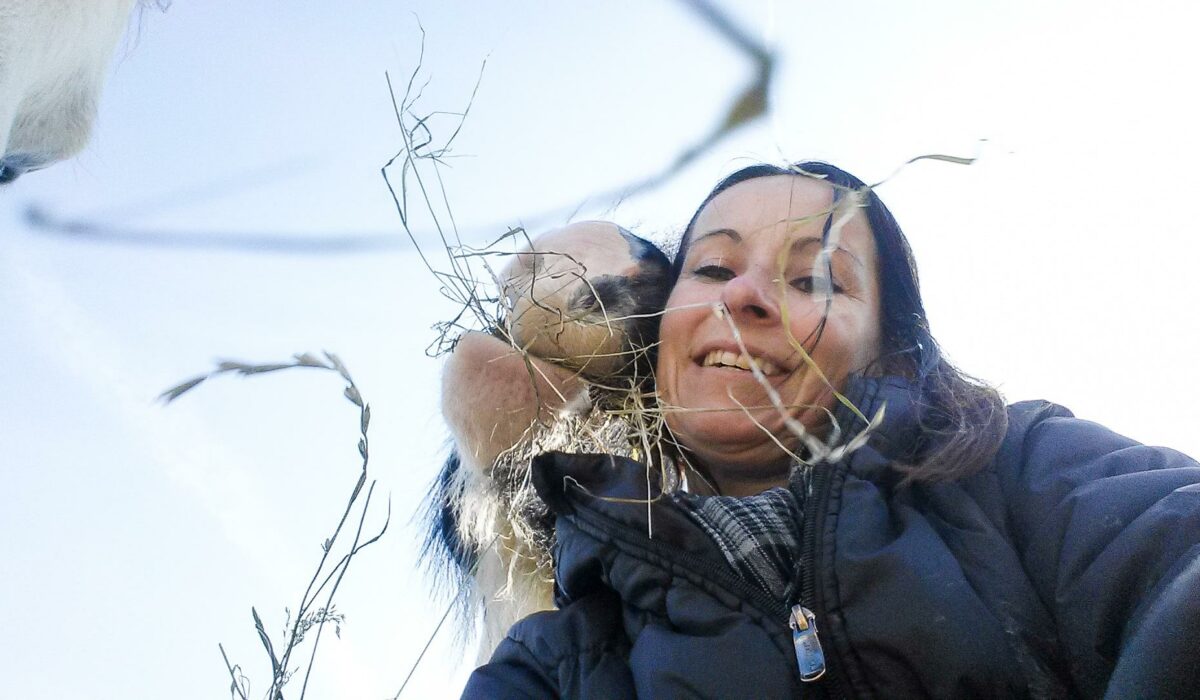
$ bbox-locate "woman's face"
[657,175,883,494]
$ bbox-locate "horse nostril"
[0,154,42,184]
[572,276,629,316]
[0,163,21,184]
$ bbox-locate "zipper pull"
[789,604,827,682]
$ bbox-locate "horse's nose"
[0,154,43,184]
[0,162,23,184]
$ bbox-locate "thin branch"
[298,484,388,699]
[165,351,384,698]
[219,643,251,700]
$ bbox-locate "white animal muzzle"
[0,0,137,184]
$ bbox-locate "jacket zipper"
[790,604,827,682]
[567,485,837,693]
[792,460,838,694]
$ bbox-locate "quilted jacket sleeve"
[461,587,635,699]
[461,630,559,699]
[998,401,1200,698]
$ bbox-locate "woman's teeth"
[701,349,782,376]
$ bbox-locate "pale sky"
[2,1,1198,697]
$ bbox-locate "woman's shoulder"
[976,400,1200,697]
[994,399,1197,483]
[983,399,1200,544]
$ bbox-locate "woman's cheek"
[654,312,686,404]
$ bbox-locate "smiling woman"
[659,163,1009,495]
[657,174,884,496]
[442,162,1200,698]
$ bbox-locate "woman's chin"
[669,410,798,463]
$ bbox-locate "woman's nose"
[720,270,780,323]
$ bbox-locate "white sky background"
[1,0,1198,697]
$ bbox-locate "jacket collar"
[528,375,929,612]
[532,375,927,516]
[834,374,927,468]
[530,450,746,604]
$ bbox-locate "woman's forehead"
[700,175,834,223]
[690,175,875,256]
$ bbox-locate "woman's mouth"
[701,349,783,376]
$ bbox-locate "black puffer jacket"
[462,377,1200,698]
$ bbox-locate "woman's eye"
[790,276,844,295]
[693,264,734,281]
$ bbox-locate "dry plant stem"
[382,23,488,338]
[304,497,391,613]
[871,151,979,189]
[299,483,390,699]
[393,531,502,699]
[726,391,809,467]
[394,595,455,698]
[221,643,251,700]
[775,152,979,430]
[480,328,581,432]
[161,351,383,700]
[277,356,380,698]
[776,193,872,427]
[519,355,574,420]
[379,25,761,686]
[720,305,885,466]
[253,607,284,697]
[715,303,829,461]
[383,51,495,358]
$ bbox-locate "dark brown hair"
[674,161,1007,481]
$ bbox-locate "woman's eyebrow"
[691,228,741,245]
[691,229,865,269]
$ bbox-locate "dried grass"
[162,352,386,700]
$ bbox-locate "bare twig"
[164,352,384,699]
[220,643,252,700]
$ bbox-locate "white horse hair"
[0,0,152,183]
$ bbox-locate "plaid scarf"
[674,482,806,603]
